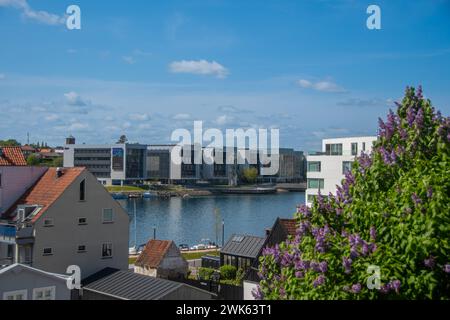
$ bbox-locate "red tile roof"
[279,219,297,236]
[135,240,174,268]
[0,146,27,166]
[6,167,85,222]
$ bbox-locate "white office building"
[305,136,377,206]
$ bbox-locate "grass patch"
[106,186,146,192]
[182,250,220,260]
[128,256,138,265]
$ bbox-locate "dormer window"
[79,179,86,201]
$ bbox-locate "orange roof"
[7,167,85,223]
[135,240,174,268]
[0,146,27,166]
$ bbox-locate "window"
[43,218,54,227]
[79,179,86,201]
[343,161,353,174]
[362,142,366,151]
[307,161,321,172]
[33,286,55,300]
[78,217,87,225]
[308,178,324,189]
[351,143,358,156]
[102,243,113,258]
[325,143,343,155]
[3,289,27,300]
[102,209,114,223]
[307,194,317,203]
[43,248,53,256]
[77,245,86,253]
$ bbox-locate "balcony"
[16,226,35,245]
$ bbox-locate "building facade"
[0,167,129,279]
[63,140,147,186]
[305,136,377,206]
[0,264,72,300]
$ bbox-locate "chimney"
[265,228,272,237]
[56,167,63,178]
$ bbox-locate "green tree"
[241,167,258,184]
[0,139,21,146]
[51,157,63,168]
[26,154,41,166]
[255,86,450,300]
[220,265,237,280]
[117,135,128,144]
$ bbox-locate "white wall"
[0,167,47,214]
[306,136,377,205]
[243,281,258,300]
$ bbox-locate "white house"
[0,263,72,300]
[306,136,377,206]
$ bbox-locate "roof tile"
[5,167,85,222]
[135,240,173,268]
[0,146,27,166]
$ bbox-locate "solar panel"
[232,235,244,243]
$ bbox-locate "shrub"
[198,267,215,280]
[255,86,450,300]
[220,265,237,280]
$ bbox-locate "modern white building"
[63,138,147,186]
[305,136,377,206]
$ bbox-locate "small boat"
[129,247,138,255]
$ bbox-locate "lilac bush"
[255,86,450,299]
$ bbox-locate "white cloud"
[173,113,191,120]
[215,114,234,126]
[0,0,65,26]
[169,60,229,78]
[64,91,89,107]
[129,113,149,121]
[62,122,88,131]
[122,56,136,65]
[44,114,59,121]
[298,79,346,93]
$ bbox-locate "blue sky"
[0,0,449,151]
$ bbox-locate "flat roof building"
[306,136,377,206]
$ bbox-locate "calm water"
[118,192,305,247]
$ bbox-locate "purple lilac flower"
[379,284,390,294]
[415,107,424,129]
[251,286,264,300]
[370,226,377,241]
[311,262,320,272]
[343,257,352,274]
[313,275,326,288]
[295,271,304,278]
[319,261,328,273]
[351,283,362,294]
[407,107,416,127]
[444,264,450,273]
[361,243,370,256]
[412,193,422,206]
[297,205,311,218]
[391,280,401,294]
[424,256,436,269]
